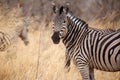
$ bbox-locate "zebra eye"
[63,20,66,23]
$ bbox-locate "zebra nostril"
[52,26,54,29]
[52,27,55,31]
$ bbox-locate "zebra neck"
[62,13,88,58]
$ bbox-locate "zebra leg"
[64,52,71,72]
[78,64,92,80]
[73,53,93,80]
[89,68,95,80]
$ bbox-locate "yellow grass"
[0,7,120,80]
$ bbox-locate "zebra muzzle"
[24,40,29,45]
[51,32,60,44]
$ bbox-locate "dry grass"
[0,6,120,80]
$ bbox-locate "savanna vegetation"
[0,0,120,80]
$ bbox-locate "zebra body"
[51,3,120,80]
[0,20,29,51]
[64,14,120,71]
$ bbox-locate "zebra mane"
[67,12,87,27]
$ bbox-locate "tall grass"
[0,5,120,80]
[0,21,120,80]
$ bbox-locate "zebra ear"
[52,2,58,13]
[66,2,70,7]
[63,7,69,14]
[63,2,70,14]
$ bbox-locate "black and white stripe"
[63,15,120,80]
[65,13,120,80]
[51,4,120,80]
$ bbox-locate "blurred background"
[0,0,120,28]
[0,0,120,80]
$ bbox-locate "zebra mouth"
[51,32,60,44]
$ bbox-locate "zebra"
[0,20,29,51]
[51,3,120,80]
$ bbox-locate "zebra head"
[51,3,70,44]
[18,20,29,45]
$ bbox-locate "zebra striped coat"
[0,20,29,51]
[51,3,120,80]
